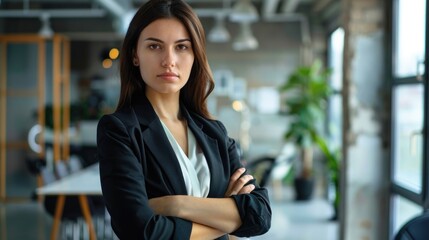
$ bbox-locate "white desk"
[37,163,102,240]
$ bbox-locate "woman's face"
[134,18,195,97]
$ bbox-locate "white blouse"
[160,121,211,198]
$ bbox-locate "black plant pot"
[330,204,339,221]
[294,177,315,201]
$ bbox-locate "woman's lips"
[157,72,179,81]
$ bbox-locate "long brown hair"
[117,0,214,119]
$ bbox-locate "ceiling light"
[208,15,230,43]
[229,0,259,23]
[102,59,113,69]
[39,13,53,38]
[109,48,120,60]
[232,22,258,51]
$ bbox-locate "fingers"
[237,183,255,195]
[225,168,245,196]
[225,168,255,196]
[230,167,246,183]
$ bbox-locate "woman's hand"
[224,168,255,197]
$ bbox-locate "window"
[327,27,344,149]
[390,0,428,238]
[392,85,424,192]
[392,195,422,235]
[394,0,426,78]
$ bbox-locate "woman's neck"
[146,91,181,121]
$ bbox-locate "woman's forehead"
[140,18,190,41]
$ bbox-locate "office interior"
[0,0,427,239]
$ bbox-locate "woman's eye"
[148,44,161,50]
[177,44,189,50]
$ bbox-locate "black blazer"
[97,94,271,240]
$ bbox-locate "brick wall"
[341,0,390,239]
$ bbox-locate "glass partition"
[0,35,69,201]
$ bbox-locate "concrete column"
[341,0,390,239]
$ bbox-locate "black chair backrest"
[40,167,57,185]
[245,156,276,188]
[394,211,429,240]
[55,160,70,179]
[68,156,83,173]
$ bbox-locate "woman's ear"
[133,57,139,66]
[132,50,139,66]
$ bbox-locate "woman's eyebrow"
[176,39,191,43]
[144,37,163,43]
[144,37,191,43]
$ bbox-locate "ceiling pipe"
[262,0,280,17]
[23,0,29,11]
[94,0,130,18]
[58,32,124,41]
[93,0,134,35]
[312,0,334,12]
[281,0,301,13]
[194,8,231,17]
[0,9,106,18]
[261,0,311,45]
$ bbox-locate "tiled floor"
[0,187,338,240]
[252,199,338,240]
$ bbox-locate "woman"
[97,0,271,239]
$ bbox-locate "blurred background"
[0,0,427,239]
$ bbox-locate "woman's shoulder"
[98,106,139,129]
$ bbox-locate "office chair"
[394,211,429,240]
[245,144,296,188]
[54,160,70,178]
[68,155,83,173]
[245,156,276,188]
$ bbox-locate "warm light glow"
[232,100,244,112]
[109,48,120,60]
[102,59,113,69]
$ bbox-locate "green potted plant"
[279,59,332,200]
[315,136,341,220]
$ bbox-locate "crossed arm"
[148,167,255,239]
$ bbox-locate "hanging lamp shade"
[39,13,53,38]
[229,0,259,23]
[208,15,230,43]
[232,22,258,51]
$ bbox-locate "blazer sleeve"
[215,121,272,237]
[97,114,192,240]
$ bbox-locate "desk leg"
[1,204,6,240]
[78,195,97,240]
[51,195,65,240]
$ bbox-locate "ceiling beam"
[94,0,129,17]
[0,9,106,18]
[312,0,333,12]
[262,0,280,17]
[281,0,301,13]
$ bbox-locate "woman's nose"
[161,49,176,68]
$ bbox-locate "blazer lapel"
[132,94,188,195]
[182,109,225,197]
